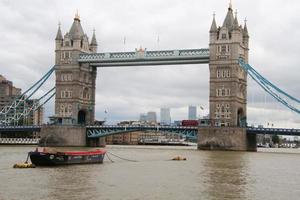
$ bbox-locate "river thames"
[0,145,299,200]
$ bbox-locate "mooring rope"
[107,151,137,162]
[105,152,114,163]
[24,153,30,163]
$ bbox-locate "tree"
[272,135,280,144]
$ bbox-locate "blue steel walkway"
[78,48,210,67]
[1,125,299,139]
[86,125,300,139]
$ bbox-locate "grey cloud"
[0,0,299,127]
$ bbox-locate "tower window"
[222,70,226,78]
[65,41,70,47]
[225,89,231,96]
[222,34,227,39]
[221,46,227,53]
[61,90,72,98]
[221,89,225,96]
[227,70,230,77]
[62,51,71,59]
[221,106,225,113]
[61,73,73,81]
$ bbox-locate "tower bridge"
[1,2,299,150]
[78,48,210,66]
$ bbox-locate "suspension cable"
[239,59,300,114]
[0,66,55,115]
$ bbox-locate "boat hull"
[29,150,105,166]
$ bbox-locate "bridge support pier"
[39,125,105,147]
[86,137,106,147]
[198,127,257,151]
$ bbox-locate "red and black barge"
[29,148,106,166]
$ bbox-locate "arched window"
[217,70,220,78]
[65,41,70,47]
[221,106,225,113]
[221,89,225,96]
[83,88,89,99]
[227,70,230,77]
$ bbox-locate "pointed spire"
[69,11,84,40]
[210,12,218,32]
[74,9,80,21]
[55,22,63,40]
[222,1,234,30]
[229,0,233,11]
[233,10,239,30]
[90,29,97,46]
[243,18,249,37]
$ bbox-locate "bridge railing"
[0,138,39,145]
[78,48,210,63]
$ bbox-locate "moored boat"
[29,148,106,166]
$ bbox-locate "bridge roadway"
[86,125,300,139]
[1,125,300,139]
[78,48,210,67]
[0,125,41,132]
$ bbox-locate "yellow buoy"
[171,156,187,161]
[13,163,36,168]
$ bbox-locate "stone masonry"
[54,13,97,125]
[198,2,256,151]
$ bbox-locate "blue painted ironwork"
[86,125,300,139]
[78,48,210,67]
[86,125,198,140]
[1,125,299,138]
[0,125,41,132]
[247,127,300,136]
[0,66,56,125]
[239,59,300,114]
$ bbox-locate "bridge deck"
[78,48,210,67]
[1,126,299,137]
[86,125,300,138]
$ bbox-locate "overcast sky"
[0,0,299,128]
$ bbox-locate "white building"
[160,108,171,125]
[139,113,147,122]
[147,111,157,123]
[188,106,197,120]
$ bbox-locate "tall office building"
[188,106,197,120]
[147,111,157,123]
[139,113,147,122]
[160,108,171,125]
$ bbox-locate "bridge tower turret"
[198,2,256,151]
[209,3,249,127]
[54,13,97,125]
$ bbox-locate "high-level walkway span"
[78,48,210,67]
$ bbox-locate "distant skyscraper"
[139,113,147,121]
[160,108,171,125]
[188,106,197,120]
[147,111,157,123]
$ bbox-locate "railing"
[0,138,39,145]
[86,125,300,137]
[247,127,300,135]
[78,48,210,65]
[0,125,42,132]
[86,125,198,140]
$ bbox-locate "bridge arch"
[78,110,87,124]
[237,108,246,127]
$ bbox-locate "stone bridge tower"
[54,13,97,125]
[209,3,248,127]
[198,2,256,151]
